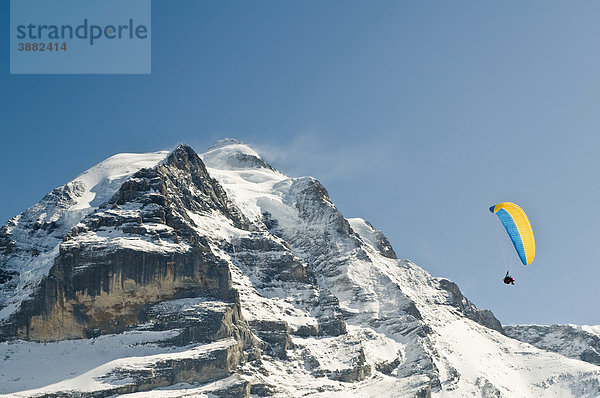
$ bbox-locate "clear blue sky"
[2,1,600,325]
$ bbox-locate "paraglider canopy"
[490,202,535,266]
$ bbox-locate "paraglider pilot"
[503,271,514,285]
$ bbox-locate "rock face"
[0,146,259,396]
[0,182,85,311]
[0,150,169,325]
[437,278,504,334]
[1,145,249,343]
[1,140,600,398]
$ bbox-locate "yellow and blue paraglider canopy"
[489,202,535,265]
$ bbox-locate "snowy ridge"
[578,325,600,337]
[69,151,170,212]
[347,218,382,251]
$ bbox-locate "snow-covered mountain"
[505,324,600,366]
[1,140,599,397]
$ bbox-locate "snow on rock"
[0,151,168,322]
[505,323,600,366]
[202,138,275,172]
[201,142,289,224]
[4,338,238,397]
[117,375,251,398]
[347,218,397,259]
[0,329,181,394]
[69,151,170,212]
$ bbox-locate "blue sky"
[2,1,600,325]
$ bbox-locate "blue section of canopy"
[496,208,527,265]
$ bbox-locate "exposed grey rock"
[33,339,245,398]
[0,269,18,284]
[3,246,234,340]
[362,220,397,259]
[314,291,347,336]
[293,323,319,337]
[475,377,502,398]
[227,229,347,339]
[0,145,261,396]
[416,385,432,398]
[299,339,371,383]
[0,151,169,321]
[375,356,403,375]
[249,382,277,397]
[248,319,293,359]
[288,177,356,240]
[328,347,371,382]
[145,297,257,356]
[209,375,252,398]
[438,278,504,334]
[231,233,312,284]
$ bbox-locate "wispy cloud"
[251,134,396,182]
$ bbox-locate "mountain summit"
[1,141,599,397]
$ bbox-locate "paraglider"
[503,271,515,285]
[490,202,535,285]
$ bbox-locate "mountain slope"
[0,140,599,397]
[505,324,600,366]
[201,139,600,397]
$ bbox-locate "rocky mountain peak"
[0,144,253,343]
[165,144,209,174]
